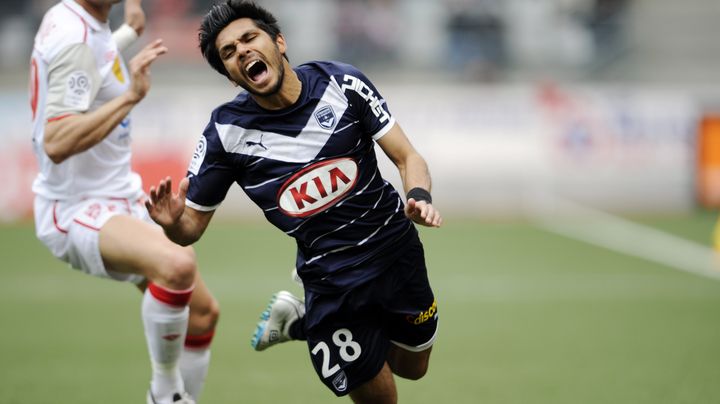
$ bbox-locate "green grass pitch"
[1,211,719,403]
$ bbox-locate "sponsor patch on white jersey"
[188,135,207,175]
[277,157,358,217]
[64,70,92,109]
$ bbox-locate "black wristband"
[406,187,432,204]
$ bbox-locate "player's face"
[216,18,287,97]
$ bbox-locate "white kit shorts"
[34,196,149,284]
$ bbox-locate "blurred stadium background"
[2,0,720,403]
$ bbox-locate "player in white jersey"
[29,1,219,403]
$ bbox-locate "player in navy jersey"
[145,1,441,402]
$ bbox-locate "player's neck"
[75,0,111,22]
[253,66,302,111]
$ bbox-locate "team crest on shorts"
[332,370,348,392]
[314,105,337,130]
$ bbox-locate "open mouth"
[245,60,268,83]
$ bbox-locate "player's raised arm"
[377,123,443,228]
[145,177,215,246]
[112,0,144,51]
[43,40,166,164]
[124,0,145,36]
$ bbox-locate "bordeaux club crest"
[314,105,337,130]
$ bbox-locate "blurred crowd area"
[3,0,720,87]
[2,0,632,83]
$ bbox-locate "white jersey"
[30,0,143,201]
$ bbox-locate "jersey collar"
[63,0,107,32]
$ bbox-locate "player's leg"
[180,274,220,402]
[98,214,197,403]
[386,345,432,380]
[348,362,397,404]
[132,257,219,403]
[384,236,438,381]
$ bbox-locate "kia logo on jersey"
[277,158,359,217]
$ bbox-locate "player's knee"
[192,297,221,332]
[158,247,197,290]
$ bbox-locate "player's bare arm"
[377,123,442,228]
[124,0,145,36]
[145,177,215,246]
[43,39,167,164]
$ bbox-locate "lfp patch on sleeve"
[188,135,207,176]
[64,70,92,109]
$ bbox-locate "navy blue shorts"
[303,236,438,396]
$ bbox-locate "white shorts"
[34,196,149,284]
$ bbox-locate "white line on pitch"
[524,196,720,281]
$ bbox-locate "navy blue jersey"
[186,61,416,293]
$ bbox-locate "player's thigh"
[348,362,397,404]
[386,344,432,380]
[383,238,438,376]
[40,197,146,283]
[98,213,194,280]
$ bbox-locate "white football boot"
[251,290,305,351]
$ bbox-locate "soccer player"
[30,1,219,403]
[145,1,441,402]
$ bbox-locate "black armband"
[406,187,432,204]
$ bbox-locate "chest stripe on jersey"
[357,198,404,246]
[216,79,349,163]
[308,187,386,248]
[305,194,403,265]
[244,171,294,190]
[334,120,359,134]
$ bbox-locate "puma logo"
[246,133,268,150]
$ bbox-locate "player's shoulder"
[34,2,89,60]
[210,91,255,125]
[297,60,364,79]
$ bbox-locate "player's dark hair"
[199,0,285,79]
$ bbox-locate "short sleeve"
[336,66,396,141]
[45,43,102,120]
[185,121,237,211]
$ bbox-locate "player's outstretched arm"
[113,0,145,51]
[145,177,215,246]
[44,40,167,164]
[377,123,442,228]
[123,0,145,36]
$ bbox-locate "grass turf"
[0,210,718,403]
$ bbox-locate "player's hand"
[145,176,188,228]
[405,198,442,228]
[124,0,145,36]
[126,39,167,103]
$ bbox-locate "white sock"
[142,283,193,402]
[180,347,212,401]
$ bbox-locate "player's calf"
[182,282,219,402]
